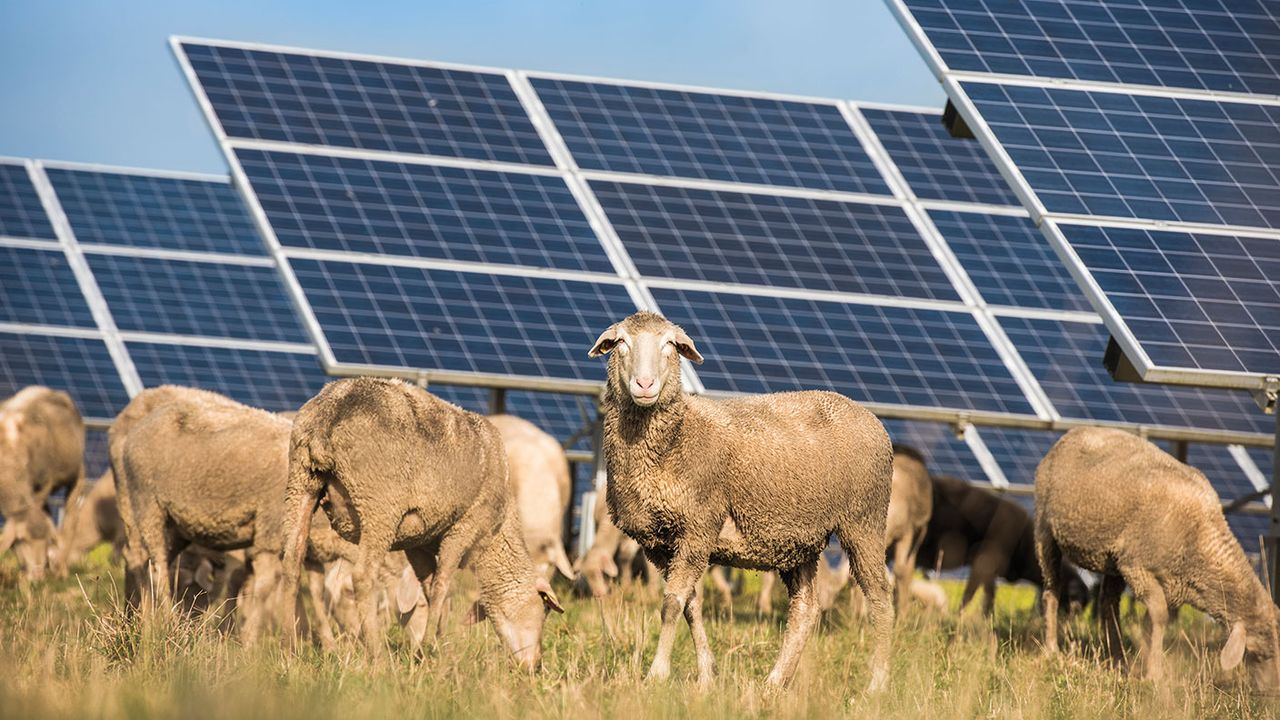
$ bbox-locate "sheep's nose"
[635,377,655,391]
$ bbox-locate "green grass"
[0,550,1273,719]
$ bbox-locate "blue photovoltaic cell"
[0,164,55,240]
[84,430,110,480]
[46,168,262,255]
[237,149,612,273]
[861,107,1019,206]
[0,332,130,419]
[1061,223,1280,375]
[900,0,1280,96]
[180,42,552,166]
[127,343,328,413]
[0,245,95,327]
[291,259,637,379]
[1230,512,1269,555]
[591,180,959,300]
[650,288,1034,414]
[430,385,595,453]
[87,254,307,344]
[532,77,890,194]
[882,419,986,482]
[928,210,1092,312]
[1245,446,1272,489]
[975,426,1061,487]
[964,82,1280,230]
[999,316,1272,435]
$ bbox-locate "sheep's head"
[471,576,564,671]
[588,312,702,408]
[1220,608,1280,694]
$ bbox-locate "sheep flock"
[1,310,1277,717]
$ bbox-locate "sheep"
[589,311,894,691]
[487,414,575,580]
[58,469,125,568]
[919,475,1087,616]
[885,445,932,612]
[277,377,563,669]
[0,386,85,580]
[113,386,353,643]
[1036,427,1280,690]
[578,498,659,598]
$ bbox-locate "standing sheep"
[589,311,894,691]
[0,386,85,580]
[487,414,575,580]
[114,386,352,642]
[277,378,563,669]
[883,445,932,613]
[1036,427,1280,689]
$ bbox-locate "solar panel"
[179,41,552,166]
[86,253,308,344]
[531,76,891,194]
[927,209,1094,313]
[650,288,1034,415]
[897,0,1280,97]
[963,82,1280,231]
[974,426,1061,487]
[84,429,110,479]
[291,258,636,381]
[590,179,960,300]
[126,342,327,413]
[0,162,57,240]
[882,418,989,482]
[236,148,612,273]
[1060,223,1280,376]
[0,244,96,328]
[860,107,1019,206]
[0,332,130,420]
[46,166,263,255]
[998,315,1271,435]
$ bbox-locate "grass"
[0,549,1273,719]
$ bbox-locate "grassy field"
[0,549,1273,719]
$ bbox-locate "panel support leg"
[489,387,506,415]
[1270,410,1280,604]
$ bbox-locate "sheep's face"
[589,312,702,408]
[485,577,564,671]
[1221,615,1280,694]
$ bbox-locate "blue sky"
[0,1,944,174]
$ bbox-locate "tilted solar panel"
[591,179,959,300]
[429,385,596,453]
[46,166,263,255]
[861,107,1019,206]
[974,426,1060,488]
[0,162,57,240]
[0,245,96,328]
[237,148,613,273]
[0,332,130,420]
[882,418,990,482]
[179,41,552,166]
[126,342,328,413]
[898,0,1280,97]
[531,75,891,194]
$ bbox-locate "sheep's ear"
[602,556,619,579]
[535,577,565,614]
[1221,621,1248,671]
[396,564,420,615]
[672,327,703,364]
[588,325,619,358]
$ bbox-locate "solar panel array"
[887,0,1280,391]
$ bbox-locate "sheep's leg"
[684,580,716,688]
[1035,526,1063,655]
[707,566,733,614]
[765,559,821,687]
[890,532,917,615]
[1124,568,1167,682]
[842,526,893,693]
[351,527,394,658]
[404,547,440,649]
[305,562,338,650]
[756,571,775,616]
[645,551,707,682]
[1097,573,1125,664]
[423,534,467,640]
[241,552,281,646]
[136,503,173,613]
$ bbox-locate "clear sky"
[0,1,945,175]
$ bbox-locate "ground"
[0,548,1273,719]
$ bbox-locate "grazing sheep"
[589,311,894,691]
[919,475,1087,616]
[1036,427,1280,690]
[487,414,575,580]
[114,387,352,642]
[0,386,85,580]
[885,445,932,613]
[58,469,125,568]
[277,378,563,669]
[578,499,659,598]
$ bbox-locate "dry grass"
[0,548,1273,719]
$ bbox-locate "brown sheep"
[487,414,575,580]
[114,386,352,642]
[589,311,894,691]
[1036,427,1280,690]
[0,386,85,580]
[578,497,660,598]
[58,469,125,568]
[277,378,563,669]
[885,445,932,612]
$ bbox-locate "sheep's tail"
[278,422,328,640]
